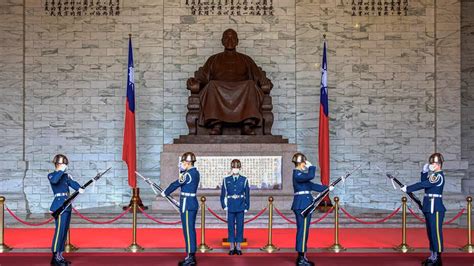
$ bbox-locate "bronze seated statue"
[186,29,274,136]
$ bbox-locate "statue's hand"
[187,78,200,93]
[260,79,272,93]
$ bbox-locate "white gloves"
[401,185,407,193]
[78,188,85,194]
[244,209,248,213]
[160,191,166,197]
[422,163,430,174]
[224,207,228,211]
[329,185,335,191]
[58,164,67,172]
[305,161,312,167]
[341,176,346,183]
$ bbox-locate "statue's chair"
[185,66,274,135]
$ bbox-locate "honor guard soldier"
[291,153,333,266]
[48,154,84,266]
[162,152,200,266]
[220,159,250,255]
[401,153,446,266]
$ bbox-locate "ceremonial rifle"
[135,171,180,213]
[51,167,111,218]
[301,164,362,217]
[386,173,423,212]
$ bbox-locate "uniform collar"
[185,166,196,173]
[294,167,308,173]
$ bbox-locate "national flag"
[122,35,137,188]
[319,40,331,203]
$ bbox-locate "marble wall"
[0,0,469,212]
[461,0,474,193]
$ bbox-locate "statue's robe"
[195,51,267,127]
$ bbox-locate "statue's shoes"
[209,124,222,135]
[242,125,256,135]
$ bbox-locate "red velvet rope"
[72,207,130,224]
[408,207,466,225]
[273,206,334,225]
[340,207,400,224]
[138,207,182,225]
[5,206,54,226]
[243,207,267,224]
[206,207,268,224]
[444,209,466,225]
[273,207,296,224]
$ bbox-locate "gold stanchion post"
[64,227,78,253]
[327,197,345,253]
[260,196,279,253]
[394,196,413,253]
[0,196,12,253]
[461,196,473,253]
[198,196,212,252]
[126,192,143,252]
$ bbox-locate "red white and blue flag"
[122,36,137,188]
[319,40,330,202]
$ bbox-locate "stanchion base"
[126,243,144,253]
[327,243,346,253]
[394,243,414,253]
[0,244,12,253]
[260,244,279,253]
[198,243,213,253]
[460,244,474,253]
[64,243,79,253]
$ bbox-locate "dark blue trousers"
[424,211,444,253]
[294,210,312,253]
[227,211,244,243]
[180,210,197,254]
[51,209,71,253]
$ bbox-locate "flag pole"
[122,33,147,211]
[317,33,333,212]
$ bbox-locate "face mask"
[429,164,436,172]
[231,168,240,175]
[178,162,187,172]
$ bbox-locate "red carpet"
[3,228,470,249]
[0,252,473,266]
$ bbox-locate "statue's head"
[222,29,239,51]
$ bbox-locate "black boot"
[228,248,235,255]
[52,258,69,266]
[296,253,313,266]
[434,253,442,266]
[235,247,242,255]
[179,253,196,266]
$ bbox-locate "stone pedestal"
[159,137,297,212]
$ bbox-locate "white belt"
[54,193,68,197]
[227,194,245,199]
[425,194,442,214]
[181,192,196,197]
[294,191,311,195]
